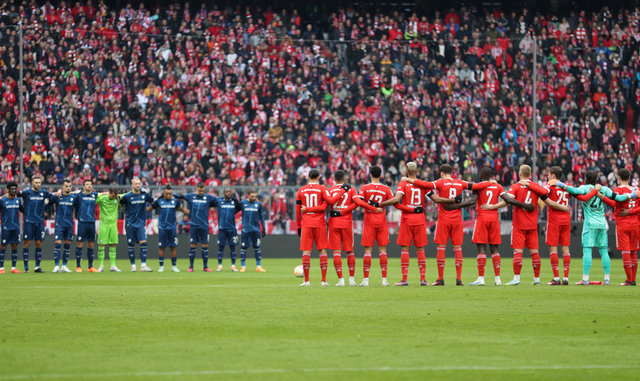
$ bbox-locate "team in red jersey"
[354,166,392,286]
[403,164,492,286]
[294,163,639,287]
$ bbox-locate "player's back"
[476,183,504,221]
[0,197,21,230]
[578,184,607,230]
[296,183,328,228]
[507,182,540,230]
[434,178,468,222]
[240,199,262,233]
[613,185,636,225]
[397,181,427,226]
[76,192,98,222]
[359,183,393,227]
[328,185,357,228]
[545,185,570,225]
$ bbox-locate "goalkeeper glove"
[554,181,567,190]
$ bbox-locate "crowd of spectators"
[1,0,640,197]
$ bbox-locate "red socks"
[632,252,638,282]
[379,252,388,278]
[347,252,355,277]
[400,250,410,281]
[550,252,559,278]
[622,251,631,282]
[477,253,486,277]
[363,254,372,279]
[563,253,570,278]
[333,252,343,279]
[491,253,501,276]
[436,246,446,279]
[302,254,311,282]
[531,251,541,278]
[417,249,426,281]
[320,253,328,282]
[513,252,523,275]
[454,247,463,279]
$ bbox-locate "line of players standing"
[295,163,640,287]
[0,176,267,274]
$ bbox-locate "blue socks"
[202,248,209,269]
[87,248,94,268]
[189,247,196,268]
[63,244,70,266]
[240,249,247,267]
[23,248,29,270]
[217,246,224,265]
[255,249,262,267]
[171,257,177,266]
[128,245,136,265]
[159,255,165,267]
[230,245,237,265]
[0,248,5,268]
[76,247,83,267]
[54,243,61,266]
[11,250,17,267]
[140,243,148,264]
[35,248,42,268]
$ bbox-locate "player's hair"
[108,187,119,195]
[247,188,257,195]
[618,168,631,181]
[369,166,382,178]
[549,166,563,179]
[479,167,492,181]
[585,170,598,185]
[164,184,172,190]
[519,165,532,177]
[131,176,141,183]
[406,162,418,175]
[308,169,320,179]
[6,181,17,189]
[196,182,205,188]
[334,170,345,182]
[63,178,72,184]
[440,164,453,174]
[31,175,43,182]
[83,179,93,185]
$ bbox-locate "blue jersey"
[240,199,265,233]
[182,193,217,229]
[50,194,77,228]
[218,198,240,231]
[20,188,54,224]
[0,197,22,231]
[152,197,181,231]
[75,191,98,223]
[120,191,154,228]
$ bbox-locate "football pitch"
[0,258,638,380]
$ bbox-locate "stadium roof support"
[18,20,24,188]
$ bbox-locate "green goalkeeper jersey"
[566,185,629,230]
[96,194,120,225]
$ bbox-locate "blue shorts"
[77,222,96,242]
[159,229,178,248]
[125,225,147,245]
[241,231,261,249]
[1,229,20,245]
[189,227,210,244]
[54,226,74,242]
[217,229,238,247]
[23,222,45,241]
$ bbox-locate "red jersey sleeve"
[394,203,414,212]
[471,181,492,191]
[323,186,345,204]
[295,189,302,229]
[597,192,616,206]
[413,179,436,190]
[353,195,377,212]
[304,201,329,213]
[525,181,549,196]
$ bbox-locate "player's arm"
[146,199,159,213]
[623,204,640,216]
[393,203,423,213]
[481,200,507,210]
[543,198,570,212]
[381,191,403,206]
[322,185,347,204]
[233,198,242,213]
[259,203,267,237]
[353,196,377,212]
[295,191,302,235]
[500,192,534,212]
[401,177,436,190]
[338,200,359,216]
[469,181,493,191]
[428,191,456,204]
[549,180,589,196]
[444,192,478,210]
[302,201,328,213]
[519,180,549,196]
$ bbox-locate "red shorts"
[434,220,463,246]
[472,219,502,245]
[328,227,354,252]
[511,228,538,250]
[300,226,328,251]
[545,222,571,246]
[616,224,639,251]
[396,224,428,247]
[361,224,389,247]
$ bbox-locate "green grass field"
[0,257,639,380]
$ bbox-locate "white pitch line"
[1,364,638,380]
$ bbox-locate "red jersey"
[357,182,394,228]
[505,180,549,230]
[295,183,336,228]
[415,178,491,222]
[545,184,571,225]
[613,185,637,227]
[328,185,358,228]
[475,183,504,222]
[395,181,427,226]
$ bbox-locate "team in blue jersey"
[147,185,190,272]
[0,176,268,274]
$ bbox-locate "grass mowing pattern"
[0,258,638,380]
